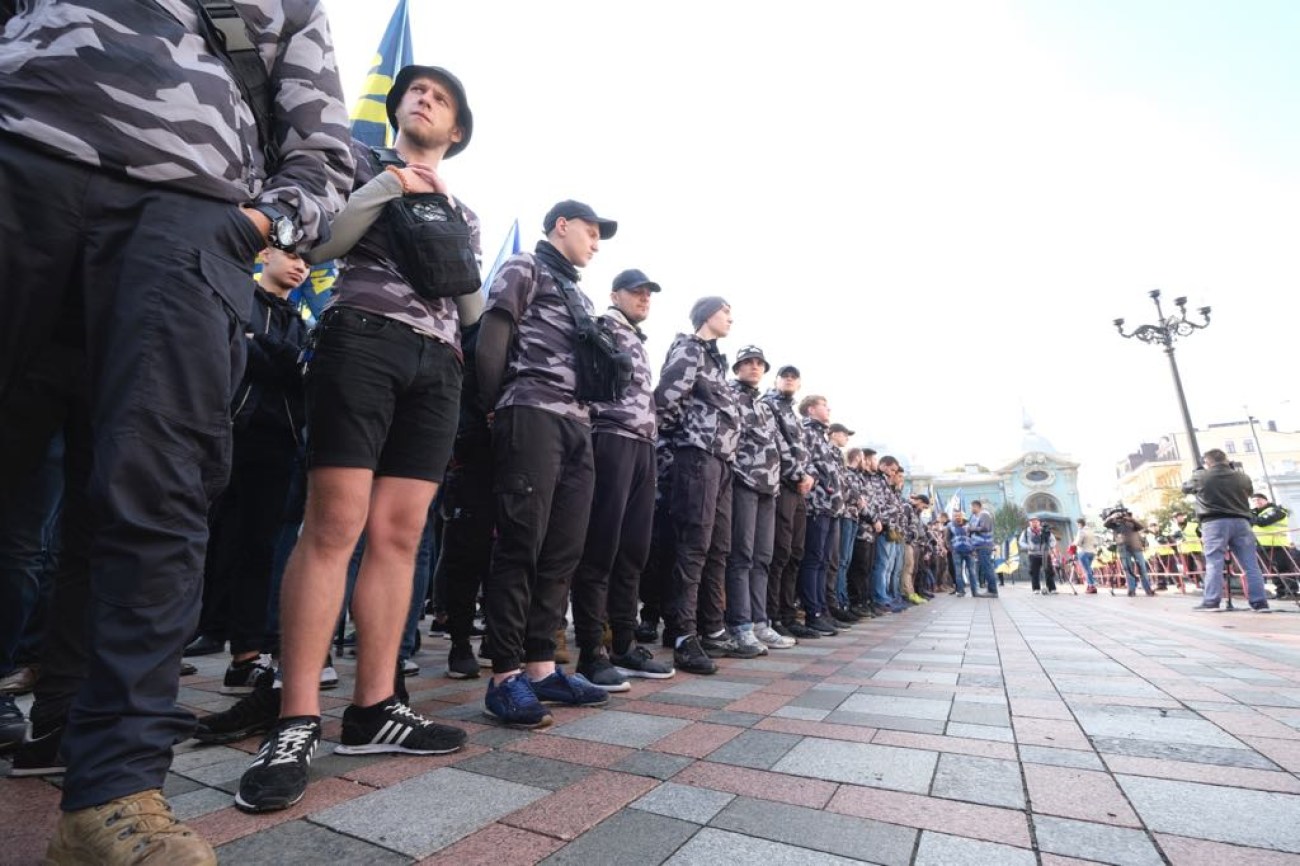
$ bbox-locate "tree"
[1145,488,1193,533]
[993,503,1028,544]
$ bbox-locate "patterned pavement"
[6,585,1300,865]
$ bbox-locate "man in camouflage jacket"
[796,395,844,635]
[869,457,910,611]
[654,296,740,675]
[846,449,881,613]
[827,422,860,622]
[761,366,816,639]
[0,3,351,859]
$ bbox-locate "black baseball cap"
[732,345,770,373]
[543,200,618,239]
[777,365,801,378]
[829,422,855,436]
[612,268,661,293]
[387,65,473,158]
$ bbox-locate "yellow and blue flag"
[350,0,413,147]
[482,220,522,297]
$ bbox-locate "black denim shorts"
[304,307,461,482]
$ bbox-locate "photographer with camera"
[1183,450,1271,611]
[1102,505,1155,596]
[1020,518,1058,595]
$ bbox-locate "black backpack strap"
[369,147,405,172]
[189,0,276,165]
[543,267,596,334]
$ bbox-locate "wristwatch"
[252,203,304,251]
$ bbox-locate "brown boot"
[554,628,570,665]
[44,789,216,866]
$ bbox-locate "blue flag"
[350,0,413,147]
[482,220,522,297]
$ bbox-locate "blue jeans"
[1119,546,1152,594]
[833,516,856,607]
[870,536,900,606]
[974,547,996,593]
[1078,551,1096,586]
[798,513,833,618]
[0,431,63,676]
[951,550,973,593]
[401,502,439,660]
[1202,518,1267,605]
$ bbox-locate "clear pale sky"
[318,0,1300,512]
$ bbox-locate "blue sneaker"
[484,674,553,729]
[528,668,610,707]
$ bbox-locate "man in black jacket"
[1187,449,1270,612]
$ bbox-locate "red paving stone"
[341,744,489,787]
[650,722,743,758]
[507,734,634,768]
[826,784,1032,848]
[614,699,714,721]
[870,728,1017,759]
[1,777,62,865]
[1012,715,1092,750]
[760,678,816,696]
[500,770,657,841]
[1200,710,1300,740]
[722,693,791,714]
[188,777,373,847]
[1156,833,1300,865]
[674,761,838,809]
[417,822,565,865]
[1041,854,1110,866]
[1102,754,1300,793]
[1023,763,1141,827]
[1240,736,1300,772]
[755,716,877,743]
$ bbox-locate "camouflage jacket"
[841,458,866,520]
[862,471,904,533]
[0,0,354,251]
[760,389,813,486]
[591,308,655,443]
[730,380,785,494]
[328,141,481,349]
[484,248,592,424]
[801,418,843,516]
[654,334,739,460]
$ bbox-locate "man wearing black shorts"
[236,66,477,813]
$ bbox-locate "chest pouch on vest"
[369,149,480,300]
[550,272,634,403]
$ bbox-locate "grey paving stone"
[1050,675,1163,698]
[789,689,852,710]
[170,744,249,772]
[1019,744,1105,771]
[553,710,689,748]
[218,819,409,865]
[772,737,938,793]
[710,795,916,865]
[1074,709,1244,748]
[631,781,735,823]
[542,809,699,866]
[458,750,592,790]
[838,693,951,720]
[161,773,204,798]
[662,679,763,700]
[169,785,235,821]
[810,682,858,693]
[932,754,1025,808]
[1117,774,1300,853]
[945,722,1015,742]
[824,711,946,735]
[1032,815,1162,866]
[948,701,1010,727]
[914,831,1036,866]
[613,750,695,780]
[704,710,764,727]
[1091,736,1278,769]
[665,828,861,865]
[772,706,830,721]
[173,754,255,790]
[957,673,1004,687]
[644,692,732,710]
[872,670,959,685]
[895,652,965,664]
[706,730,802,770]
[469,726,531,748]
[311,766,547,858]
[734,659,806,673]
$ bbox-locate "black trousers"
[436,439,494,644]
[200,426,297,654]
[768,485,805,625]
[483,407,594,674]
[572,433,655,654]
[1029,554,1056,592]
[640,492,673,626]
[666,447,731,638]
[848,536,875,606]
[0,136,260,810]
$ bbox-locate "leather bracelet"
[385,165,410,194]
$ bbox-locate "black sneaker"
[10,724,64,776]
[0,694,26,751]
[611,645,675,679]
[635,620,659,644]
[785,621,821,639]
[222,655,274,695]
[234,717,321,813]
[702,632,762,659]
[1251,600,1273,613]
[770,622,794,638]
[183,634,225,657]
[829,606,860,623]
[335,697,467,755]
[673,635,718,675]
[446,641,480,679]
[428,614,448,638]
[808,616,839,636]
[576,651,631,693]
[194,676,281,745]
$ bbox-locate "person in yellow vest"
[1173,512,1204,589]
[1146,520,1177,590]
[1251,494,1295,598]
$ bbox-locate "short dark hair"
[1077,518,1086,526]
[860,448,877,457]
[1203,448,1228,466]
[878,455,900,469]
[798,395,826,417]
[971,499,982,507]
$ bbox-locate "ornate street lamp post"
[1113,289,1212,466]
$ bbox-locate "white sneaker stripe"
[375,720,396,743]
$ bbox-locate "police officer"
[1251,493,1295,598]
